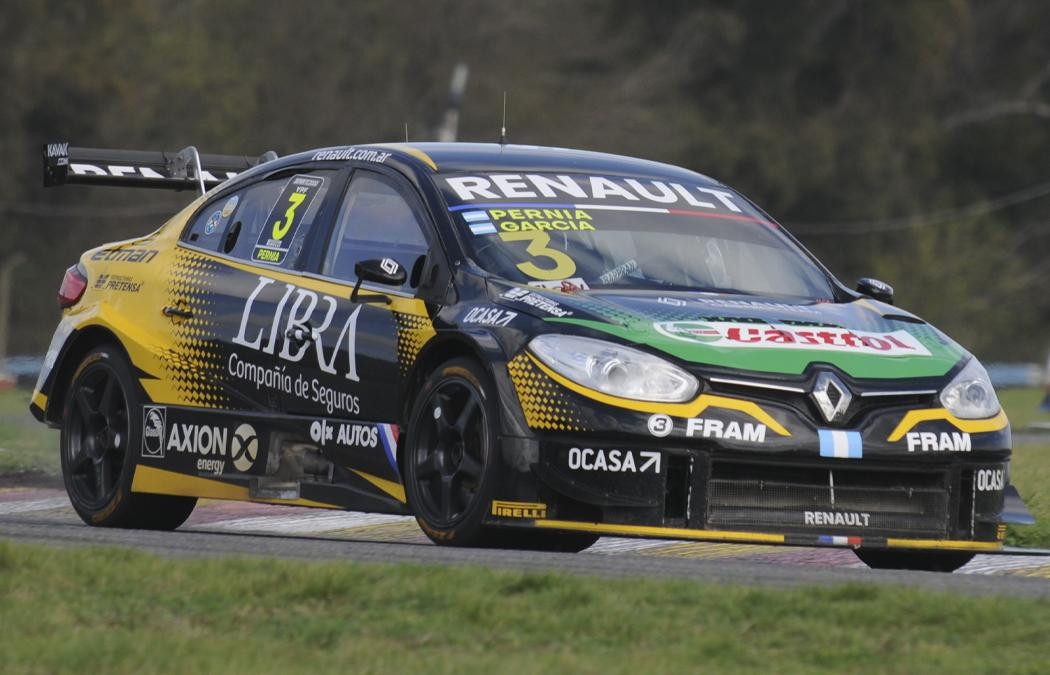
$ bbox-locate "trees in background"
[3,0,1049,359]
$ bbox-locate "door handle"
[162,305,193,319]
[284,323,315,345]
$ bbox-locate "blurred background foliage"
[2,0,1050,360]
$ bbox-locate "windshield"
[440,172,834,300]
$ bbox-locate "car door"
[274,167,435,424]
[171,166,343,413]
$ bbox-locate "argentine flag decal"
[818,429,863,459]
[463,210,498,235]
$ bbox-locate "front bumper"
[488,437,1013,552]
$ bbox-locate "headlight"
[529,334,699,403]
[939,358,1000,419]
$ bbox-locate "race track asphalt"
[2,485,1050,598]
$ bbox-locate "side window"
[324,172,430,288]
[185,170,332,269]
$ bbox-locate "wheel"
[404,358,503,547]
[60,345,197,530]
[854,549,975,572]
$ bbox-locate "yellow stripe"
[887,409,1009,442]
[31,391,48,411]
[886,537,1003,552]
[533,518,786,543]
[351,469,407,503]
[376,143,439,171]
[854,298,886,316]
[526,353,790,436]
[130,465,342,509]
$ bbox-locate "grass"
[0,540,1048,674]
[0,388,59,475]
[998,386,1050,431]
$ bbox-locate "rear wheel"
[854,549,975,572]
[60,346,197,530]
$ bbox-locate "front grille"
[706,460,950,536]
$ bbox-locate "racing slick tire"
[60,346,197,530]
[404,357,506,547]
[403,357,599,552]
[853,549,975,573]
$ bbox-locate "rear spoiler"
[43,142,278,194]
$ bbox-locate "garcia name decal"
[654,321,931,357]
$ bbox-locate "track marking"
[197,511,414,535]
[634,542,783,560]
[0,497,70,514]
[957,554,1050,575]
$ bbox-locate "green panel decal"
[548,316,963,379]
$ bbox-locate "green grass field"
[0,540,1048,674]
[0,388,59,476]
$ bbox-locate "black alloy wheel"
[64,356,129,509]
[61,346,197,529]
[411,367,490,530]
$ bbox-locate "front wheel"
[404,358,502,547]
[60,345,197,530]
[854,549,975,572]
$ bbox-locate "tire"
[403,357,511,547]
[60,345,197,530]
[854,549,975,572]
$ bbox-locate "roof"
[270,142,720,185]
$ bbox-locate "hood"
[498,286,966,380]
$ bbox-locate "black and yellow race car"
[32,140,1034,571]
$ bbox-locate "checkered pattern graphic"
[162,250,230,408]
[393,312,434,376]
[506,353,588,431]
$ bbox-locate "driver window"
[324,172,429,287]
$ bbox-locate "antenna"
[499,91,507,146]
[404,122,409,142]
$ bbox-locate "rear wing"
[43,142,278,193]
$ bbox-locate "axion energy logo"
[653,321,931,356]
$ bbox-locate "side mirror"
[351,258,405,304]
[856,277,894,305]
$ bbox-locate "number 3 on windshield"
[499,231,577,281]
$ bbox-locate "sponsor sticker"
[976,468,1005,492]
[804,511,871,527]
[141,406,166,458]
[90,248,158,264]
[653,320,931,357]
[685,418,767,442]
[221,195,239,218]
[491,500,547,519]
[204,210,222,235]
[500,287,573,317]
[93,274,142,293]
[252,174,326,266]
[648,413,673,437]
[567,447,661,473]
[231,424,259,472]
[461,306,517,327]
[905,431,971,453]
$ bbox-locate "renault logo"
[811,372,852,424]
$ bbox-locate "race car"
[32,140,1034,572]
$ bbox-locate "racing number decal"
[499,231,577,281]
[253,174,326,265]
[272,191,307,241]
